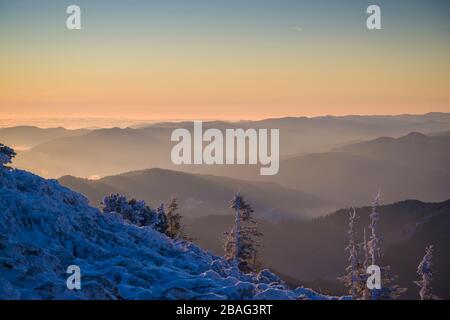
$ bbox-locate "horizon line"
[1,111,449,130]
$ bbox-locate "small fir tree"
[415,245,438,300]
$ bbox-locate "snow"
[0,167,341,300]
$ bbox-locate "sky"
[1,0,450,122]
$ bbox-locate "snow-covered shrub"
[102,194,156,228]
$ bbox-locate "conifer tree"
[0,143,16,168]
[360,228,371,300]
[224,193,262,273]
[367,192,406,300]
[340,208,365,299]
[415,245,438,300]
[154,203,169,234]
[368,192,383,268]
[166,198,185,239]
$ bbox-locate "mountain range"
[8,113,450,179]
[270,131,450,205]
[0,126,89,150]
[59,168,339,220]
[55,129,450,209]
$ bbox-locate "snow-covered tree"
[0,143,16,168]
[154,203,169,234]
[224,193,262,273]
[166,198,185,240]
[367,191,406,300]
[225,193,243,262]
[340,208,365,299]
[415,245,438,300]
[360,228,371,300]
[240,204,263,273]
[368,192,383,268]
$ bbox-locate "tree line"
[340,192,439,300]
[100,191,263,274]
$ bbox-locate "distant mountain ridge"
[9,113,450,178]
[271,131,450,205]
[0,126,89,150]
[5,113,450,209]
[334,131,450,174]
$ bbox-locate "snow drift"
[0,166,336,300]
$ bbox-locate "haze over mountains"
[7,113,450,178]
[272,131,450,205]
[59,168,338,220]
[0,126,89,150]
[3,113,450,209]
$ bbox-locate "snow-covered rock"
[0,167,338,300]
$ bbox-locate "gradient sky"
[1,0,449,121]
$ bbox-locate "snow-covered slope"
[0,167,337,300]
